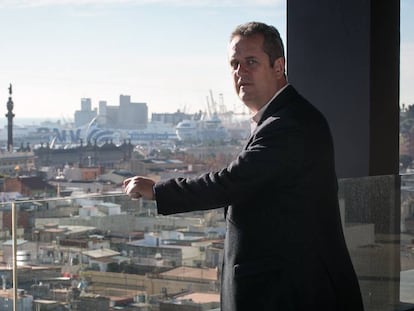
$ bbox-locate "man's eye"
[247,59,257,65]
[230,61,239,70]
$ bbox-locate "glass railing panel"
[0,191,223,310]
[338,174,411,311]
[3,175,414,311]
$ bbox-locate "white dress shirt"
[250,84,289,133]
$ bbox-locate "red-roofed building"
[4,176,56,197]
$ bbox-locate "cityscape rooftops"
[159,266,218,282]
[173,291,220,304]
[82,248,120,259]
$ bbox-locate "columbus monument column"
[6,84,15,152]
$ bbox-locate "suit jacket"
[155,85,364,311]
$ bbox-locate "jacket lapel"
[226,85,297,218]
[243,85,296,149]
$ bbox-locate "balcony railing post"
[12,201,18,311]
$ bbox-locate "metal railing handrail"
[1,191,128,206]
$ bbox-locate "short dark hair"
[230,22,285,66]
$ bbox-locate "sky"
[0,0,286,122]
[0,0,413,122]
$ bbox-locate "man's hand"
[123,176,156,200]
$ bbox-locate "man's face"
[228,34,285,113]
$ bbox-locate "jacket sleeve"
[155,115,305,215]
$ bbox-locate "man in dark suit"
[124,22,364,311]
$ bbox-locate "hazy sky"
[0,0,413,121]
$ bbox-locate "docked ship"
[175,113,229,142]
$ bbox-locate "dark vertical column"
[370,2,400,177]
[287,1,401,310]
[287,0,399,179]
[286,0,401,233]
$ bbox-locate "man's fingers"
[125,182,141,199]
[131,192,142,200]
[123,179,131,188]
[123,176,143,199]
[123,176,154,200]
[123,176,136,186]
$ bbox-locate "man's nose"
[235,64,247,77]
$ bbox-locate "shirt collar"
[251,83,289,125]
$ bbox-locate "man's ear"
[273,57,285,78]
